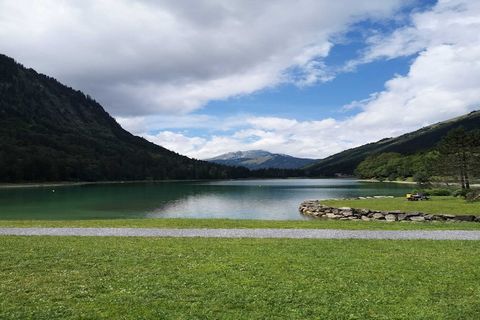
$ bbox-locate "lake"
[0,179,412,220]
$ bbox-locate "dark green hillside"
[306,110,480,176]
[0,54,251,182]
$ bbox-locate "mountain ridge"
[305,110,480,176]
[207,150,316,170]
[0,53,253,182]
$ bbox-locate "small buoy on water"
[52,189,55,193]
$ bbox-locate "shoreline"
[0,179,208,189]
[0,177,351,189]
[2,178,478,189]
[359,179,480,187]
[358,179,416,185]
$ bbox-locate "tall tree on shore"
[437,127,480,189]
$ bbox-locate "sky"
[1,0,479,159]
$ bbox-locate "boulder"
[385,214,397,222]
[442,214,456,219]
[361,216,371,221]
[397,214,407,221]
[388,210,402,214]
[359,209,370,215]
[410,216,425,222]
[453,215,475,222]
[372,213,385,220]
[326,213,341,219]
[406,212,421,217]
[341,210,353,217]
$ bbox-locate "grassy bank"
[1,218,480,230]
[322,196,480,215]
[0,236,479,319]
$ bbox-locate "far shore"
[0,179,206,189]
[359,179,480,187]
[2,177,479,189]
[0,177,317,189]
[359,179,416,185]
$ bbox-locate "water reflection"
[0,179,411,220]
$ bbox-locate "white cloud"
[141,0,480,160]
[143,131,207,156]
[0,0,403,116]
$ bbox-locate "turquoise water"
[0,179,411,220]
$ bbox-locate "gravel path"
[0,228,479,240]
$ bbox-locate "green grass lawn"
[1,217,480,230]
[0,236,479,319]
[322,196,480,215]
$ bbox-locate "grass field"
[0,236,479,319]
[322,196,480,215]
[1,217,480,229]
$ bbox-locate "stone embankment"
[299,199,480,222]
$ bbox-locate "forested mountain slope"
[0,54,250,182]
[305,110,480,176]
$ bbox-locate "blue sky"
[1,0,479,159]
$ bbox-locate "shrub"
[465,189,480,202]
[453,188,468,198]
[411,188,452,196]
[427,188,452,196]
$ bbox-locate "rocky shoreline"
[299,199,480,222]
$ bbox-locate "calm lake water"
[0,179,412,220]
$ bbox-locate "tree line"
[355,127,480,189]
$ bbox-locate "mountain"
[0,54,253,182]
[305,110,480,176]
[207,150,316,170]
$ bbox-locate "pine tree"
[438,127,480,189]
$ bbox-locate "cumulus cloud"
[0,0,403,116]
[140,0,480,159]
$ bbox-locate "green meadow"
[1,236,479,319]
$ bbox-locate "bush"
[411,188,453,196]
[465,189,480,202]
[427,188,452,196]
[453,189,468,198]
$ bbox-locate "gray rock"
[453,215,475,222]
[372,213,385,220]
[359,209,370,215]
[361,216,371,221]
[406,212,421,217]
[341,210,353,217]
[397,214,407,221]
[385,214,397,222]
[338,207,352,211]
[442,214,456,219]
[388,210,402,214]
[326,213,342,219]
[410,216,425,222]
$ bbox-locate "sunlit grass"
[0,236,479,319]
[322,196,480,215]
[0,217,480,229]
